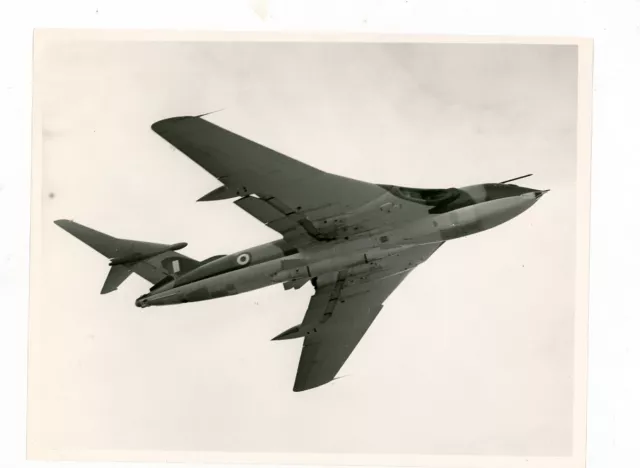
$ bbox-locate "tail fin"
[54,219,200,294]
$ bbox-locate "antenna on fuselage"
[500,173,533,184]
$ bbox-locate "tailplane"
[101,265,133,294]
[54,219,200,294]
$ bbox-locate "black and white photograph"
[27,31,592,467]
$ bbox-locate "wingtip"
[292,381,326,393]
[151,116,191,133]
[292,381,314,392]
[53,219,72,228]
[151,110,225,133]
[292,374,349,392]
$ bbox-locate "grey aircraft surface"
[55,115,549,392]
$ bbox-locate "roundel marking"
[236,253,251,266]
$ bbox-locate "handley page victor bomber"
[55,115,549,392]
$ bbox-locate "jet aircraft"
[55,115,549,392]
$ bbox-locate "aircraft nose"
[532,189,550,199]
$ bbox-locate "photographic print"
[27,31,592,468]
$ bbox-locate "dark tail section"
[54,219,200,294]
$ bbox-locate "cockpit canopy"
[379,184,473,214]
[380,182,539,214]
[392,187,458,204]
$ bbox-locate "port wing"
[151,116,388,246]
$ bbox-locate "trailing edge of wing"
[285,242,445,392]
[151,116,387,225]
[292,274,404,392]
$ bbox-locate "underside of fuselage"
[134,180,547,308]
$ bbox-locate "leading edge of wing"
[150,115,322,179]
[150,115,387,224]
[289,242,445,392]
[291,271,410,392]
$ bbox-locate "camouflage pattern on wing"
[286,242,444,392]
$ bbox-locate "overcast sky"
[29,39,579,459]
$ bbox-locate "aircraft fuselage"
[135,183,547,308]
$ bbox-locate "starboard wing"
[282,242,444,392]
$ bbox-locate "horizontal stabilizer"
[54,219,169,259]
[101,265,133,294]
[110,242,188,265]
[54,219,201,294]
[54,219,128,258]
